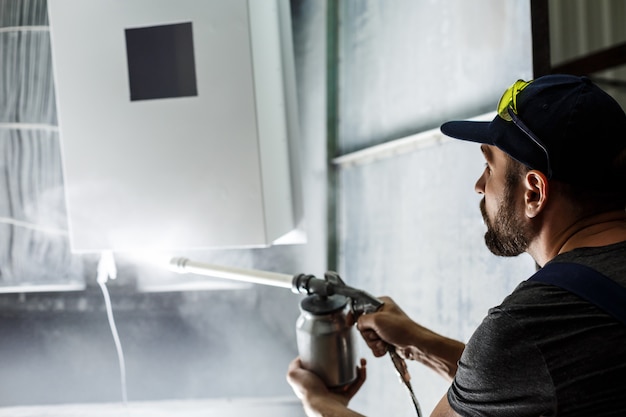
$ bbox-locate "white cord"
[96,251,128,404]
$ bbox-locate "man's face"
[476,145,537,257]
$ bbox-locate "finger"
[286,358,307,399]
[357,311,383,336]
[332,358,367,399]
[286,357,314,388]
[345,358,368,397]
[358,330,387,356]
[357,328,388,357]
[371,340,388,357]
[359,328,380,342]
[286,357,302,377]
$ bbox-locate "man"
[286,74,626,416]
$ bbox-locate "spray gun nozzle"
[291,271,384,316]
[292,274,334,297]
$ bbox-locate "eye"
[484,163,492,174]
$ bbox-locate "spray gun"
[291,270,421,416]
[290,271,382,388]
[170,258,421,415]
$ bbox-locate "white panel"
[249,0,300,244]
[47,0,300,252]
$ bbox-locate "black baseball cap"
[440,74,626,190]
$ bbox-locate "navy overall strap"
[528,262,626,326]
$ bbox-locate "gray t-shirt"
[448,241,626,416]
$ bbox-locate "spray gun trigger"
[323,271,347,287]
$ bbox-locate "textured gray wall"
[333,2,536,415]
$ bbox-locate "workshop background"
[1,0,625,416]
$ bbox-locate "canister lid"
[300,294,349,314]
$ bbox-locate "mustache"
[479,198,487,220]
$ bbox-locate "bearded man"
[287,74,626,417]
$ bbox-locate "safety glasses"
[497,79,553,179]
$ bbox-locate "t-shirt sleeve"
[447,307,555,417]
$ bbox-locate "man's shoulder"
[498,240,626,312]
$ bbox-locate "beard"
[480,182,537,257]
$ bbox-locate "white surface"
[48,0,300,252]
[0,398,306,417]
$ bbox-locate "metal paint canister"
[295,293,357,388]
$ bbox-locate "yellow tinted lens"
[497,79,532,121]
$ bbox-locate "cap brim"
[440,120,494,145]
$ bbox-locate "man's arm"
[357,296,465,381]
[287,357,368,417]
[288,296,466,417]
[432,394,462,417]
[287,357,461,417]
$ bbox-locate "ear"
[523,170,549,218]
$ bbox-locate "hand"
[357,296,465,381]
[286,357,367,417]
[357,296,418,358]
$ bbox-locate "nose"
[475,170,486,195]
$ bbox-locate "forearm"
[403,324,465,381]
[357,297,465,382]
[303,395,366,417]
